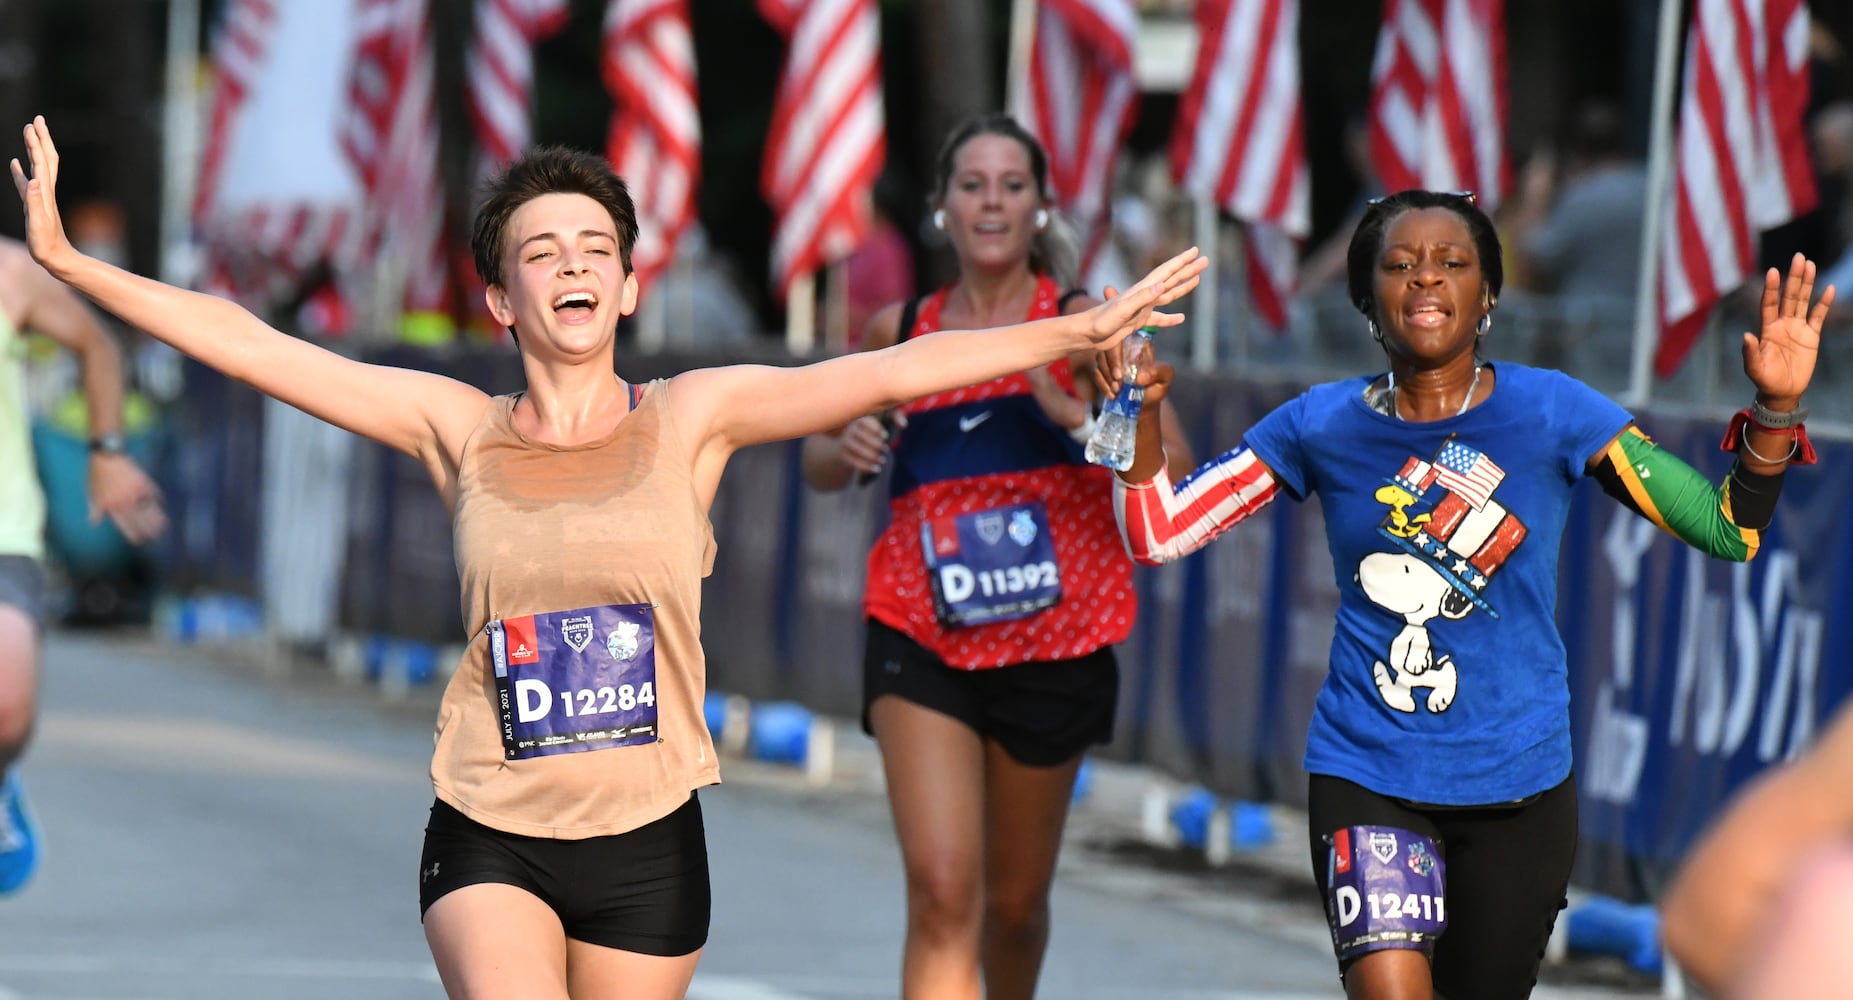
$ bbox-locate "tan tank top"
[431,379,720,838]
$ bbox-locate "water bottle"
[1084,327,1155,471]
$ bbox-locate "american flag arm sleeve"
[1112,445,1281,565]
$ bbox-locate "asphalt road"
[0,630,1659,999]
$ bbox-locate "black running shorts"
[1306,772,1578,1000]
[861,618,1118,767]
[419,792,709,956]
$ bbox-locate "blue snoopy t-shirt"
[1244,363,1632,805]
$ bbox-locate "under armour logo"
[423,862,440,882]
[884,660,902,674]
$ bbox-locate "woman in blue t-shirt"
[1104,190,1836,999]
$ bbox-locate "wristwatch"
[1750,399,1808,430]
[88,433,127,456]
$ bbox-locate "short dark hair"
[1345,190,1504,316]
[471,146,641,288]
[931,112,1075,285]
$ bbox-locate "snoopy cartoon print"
[1363,442,1527,714]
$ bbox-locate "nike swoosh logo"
[958,411,992,432]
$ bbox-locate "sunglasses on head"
[1367,190,1478,207]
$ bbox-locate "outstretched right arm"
[1094,350,1280,565]
[10,117,486,466]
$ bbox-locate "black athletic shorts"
[861,618,1118,767]
[1306,772,1578,1000]
[418,792,710,957]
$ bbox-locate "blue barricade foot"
[748,702,814,764]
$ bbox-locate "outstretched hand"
[1745,253,1836,404]
[1082,247,1207,350]
[10,116,78,276]
[1091,347,1175,409]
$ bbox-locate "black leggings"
[1307,773,1578,1000]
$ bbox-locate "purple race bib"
[488,603,658,760]
[921,501,1062,628]
[1327,825,1448,960]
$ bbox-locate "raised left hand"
[1744,253,1837,405]
[10,116,80,277]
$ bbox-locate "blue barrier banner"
[1564,417,1853,900]
[164,347,1853,900]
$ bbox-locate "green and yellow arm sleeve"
[1590,426,1784,563]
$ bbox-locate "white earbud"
[932,209,947,231]
[1035,208,1049,230]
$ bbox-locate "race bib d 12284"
[488,603,659,760]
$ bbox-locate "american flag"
[467,0,570,175]
[1368,0,1510,210]
[758,0,886,297]
[340,0,449,313]
[1656,0,1816,377]
[194,0,357,325]
[1434,440,1505,510]
[194,0,276,233]
[605,0,701,293]
[1170,0,1308,331]
[1011,0,1140,277]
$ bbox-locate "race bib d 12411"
[921,501,1062,628]
[488,603,659,760]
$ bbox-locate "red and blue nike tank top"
[863,274,1136,668]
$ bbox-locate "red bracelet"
[1720,409,1818,465]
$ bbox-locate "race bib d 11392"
[922,501,1062,628]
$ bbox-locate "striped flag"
[193,0,358,328]
[467,0,571,175]
[757,0,887,297]
[194,0,277,233]
[1434,439,1505,510]
[604,0,701,293]
[340,0,449,313]
[1170,0,1308,330]
[1011,0,1140,276]
[1368,0,1510,210]
[1657,0,1816,377]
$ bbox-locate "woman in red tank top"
[803,114,1194,1000]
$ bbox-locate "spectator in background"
[843,193,915,352]
[1506,102,1648,302]
[1299,113,1383,297]
[1812,102,1853,324]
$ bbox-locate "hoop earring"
[1477,314,1492,336]
[1034,208,1049,231]
[1368,319,1382,344]
[932,209,946,231]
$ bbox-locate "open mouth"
[552,291,598,319]
[1406,302,1450,327]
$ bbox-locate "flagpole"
[786,269,817,355]
[160,0,202,287]
[1006,0,1037,115]
[1626,0,1685,408]
[1191,198,1219,371]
